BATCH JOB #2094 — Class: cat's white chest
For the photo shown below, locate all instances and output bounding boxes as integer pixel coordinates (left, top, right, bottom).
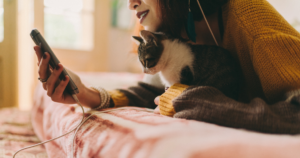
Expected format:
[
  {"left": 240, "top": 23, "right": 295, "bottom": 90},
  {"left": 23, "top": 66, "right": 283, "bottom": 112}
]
[
  {"left": 159, "top": 71, "right": 180, "bottom": 87},
  {"left": 155, "top": 39, "right": 195, "bottom": 87}
]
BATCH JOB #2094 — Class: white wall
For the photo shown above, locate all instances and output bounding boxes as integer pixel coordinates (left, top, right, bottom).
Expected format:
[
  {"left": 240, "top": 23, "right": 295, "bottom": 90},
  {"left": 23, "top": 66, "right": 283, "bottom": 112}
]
[
  {"left": 108, "top": 28, "right": 142, "bottom": 73},
  {"left": 267, "top": 0, "right": 300, "bottom": 32}
]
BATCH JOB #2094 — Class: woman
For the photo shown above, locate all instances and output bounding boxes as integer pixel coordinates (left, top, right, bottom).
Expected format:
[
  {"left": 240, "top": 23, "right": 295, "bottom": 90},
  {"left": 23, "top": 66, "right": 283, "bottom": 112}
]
[{"left": 34, "top": 0, "right": 300, "bottom": 134}]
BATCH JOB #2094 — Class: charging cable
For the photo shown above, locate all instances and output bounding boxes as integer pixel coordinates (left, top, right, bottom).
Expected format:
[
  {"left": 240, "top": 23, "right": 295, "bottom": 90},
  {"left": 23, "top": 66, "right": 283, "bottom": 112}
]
[
  {"left": 196, "top": 0, "right": 219, "bottom": 46},
  {"left": 70, "top": 107, "right": 154, "bottom": 158},
  {"left": 13, "top": 94, "right": 154, "bottom": 158},
  {"left": 13, "top": 94, "right": 85, "bottom": 158}
]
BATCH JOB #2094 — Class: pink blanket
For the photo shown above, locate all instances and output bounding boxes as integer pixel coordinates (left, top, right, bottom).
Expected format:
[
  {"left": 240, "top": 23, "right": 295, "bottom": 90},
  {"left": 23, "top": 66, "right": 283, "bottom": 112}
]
[
  {"left": 0, "top": 108, "right": 47, "bottom": 158},
  {"left": 31, "top": 83, "right": 300, "bottom": 158}
]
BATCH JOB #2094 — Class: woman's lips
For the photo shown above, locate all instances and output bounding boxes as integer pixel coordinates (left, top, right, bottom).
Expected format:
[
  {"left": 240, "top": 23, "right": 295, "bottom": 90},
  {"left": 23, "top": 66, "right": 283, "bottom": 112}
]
[{"left": 137, "top": 10, "right": 149, "bottom": 24}]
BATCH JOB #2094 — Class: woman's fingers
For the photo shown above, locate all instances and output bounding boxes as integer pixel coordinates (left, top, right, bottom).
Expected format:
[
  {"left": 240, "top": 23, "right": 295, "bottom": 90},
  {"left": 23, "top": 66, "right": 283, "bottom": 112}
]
[
  {"left": 154, "top": 96, "right": 160, "bottom": 114},
  {"left": 46, "top": 63, "right": 63, "bottom": 97},
  {"left": 51, "top": 76, "right": 69, "bottom": 102},
  {"left": 35, "top": 45, "right": 53, "bottom": 91},
  {"left": 154, "top": 96, "right": 160, "bottom": 105},
  {"left": 38, "top": 52, "right": 51, "bottom": 90},
  {"left": 34, "top": 46, "right": 43, "bottom": 63}
]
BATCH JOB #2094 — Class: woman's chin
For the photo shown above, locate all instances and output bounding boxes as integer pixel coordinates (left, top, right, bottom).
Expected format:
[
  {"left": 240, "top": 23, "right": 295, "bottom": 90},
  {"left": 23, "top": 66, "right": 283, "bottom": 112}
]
[
  {"left": 143, "top": 24, "right": 160, "bottom": 32},
  {"left": 144, "top": 26, "right": 154, "bottom": 32}
]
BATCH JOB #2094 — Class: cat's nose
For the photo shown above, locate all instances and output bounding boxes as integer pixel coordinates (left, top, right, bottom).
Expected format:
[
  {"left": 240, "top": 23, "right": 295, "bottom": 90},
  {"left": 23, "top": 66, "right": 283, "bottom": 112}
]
[{"left": 145, "top": 60, "right": 150, "bottom": 68}]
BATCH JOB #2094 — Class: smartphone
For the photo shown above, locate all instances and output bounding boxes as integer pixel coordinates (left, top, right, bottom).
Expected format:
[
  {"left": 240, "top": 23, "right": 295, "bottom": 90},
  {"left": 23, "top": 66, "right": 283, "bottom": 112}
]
[{"left": 30, "top": 29, "right": 79, "bottom": 95}]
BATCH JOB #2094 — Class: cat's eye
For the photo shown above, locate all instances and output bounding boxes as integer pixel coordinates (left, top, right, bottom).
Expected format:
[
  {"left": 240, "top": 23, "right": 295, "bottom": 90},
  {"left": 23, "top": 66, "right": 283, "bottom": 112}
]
[
  {"left": 146, "top": 58, "right": 155, "bottom": 62},
  {"left": 144, "top": 58, "right": 157, "bottom": 68}
]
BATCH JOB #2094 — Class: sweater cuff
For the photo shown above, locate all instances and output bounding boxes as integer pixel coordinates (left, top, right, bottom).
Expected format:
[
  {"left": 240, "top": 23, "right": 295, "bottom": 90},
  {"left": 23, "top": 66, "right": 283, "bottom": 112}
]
[
  {"left": 159, "top": 83, "right": 189, "bottom": 117},
  {"left": 285, "top": 89, "right": 300, "bottom": 102},
  {"left": 108, "top": 90, "right": 129, "bottom": 107}
]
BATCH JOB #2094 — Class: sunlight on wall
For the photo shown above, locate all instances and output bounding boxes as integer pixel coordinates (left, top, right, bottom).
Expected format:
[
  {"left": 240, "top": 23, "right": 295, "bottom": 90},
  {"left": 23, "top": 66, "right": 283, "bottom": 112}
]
[
  {"left": 267, "top": 0, "right": 300, "bottom": 32},
  {"left": 18, "top": 0, "right": 34, "bottom": 111},
  {"left": 0, "top": 0, "right": 4, "bottom": 42},
  {"left": 44, "top": 0, "right": 94, "bottom": 50}
]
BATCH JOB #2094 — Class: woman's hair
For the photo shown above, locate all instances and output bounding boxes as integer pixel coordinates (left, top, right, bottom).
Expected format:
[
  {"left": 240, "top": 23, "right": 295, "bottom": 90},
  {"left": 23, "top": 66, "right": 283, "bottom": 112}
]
[
  {"left": 157, "top": 0, "right": 229, "bottom": 39},
  {"left": 132, "top": 0, "right": 229, "bottom": 53}
]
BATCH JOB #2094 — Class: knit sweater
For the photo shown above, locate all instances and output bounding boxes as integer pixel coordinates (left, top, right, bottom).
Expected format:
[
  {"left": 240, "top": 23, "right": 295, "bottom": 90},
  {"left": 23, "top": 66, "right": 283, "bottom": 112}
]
[
  {"left": 221, "top": 0, "right": 300, "bottom": 103},
  {"left": 98, "top": 0, "right": 300, "bottom": 134}
]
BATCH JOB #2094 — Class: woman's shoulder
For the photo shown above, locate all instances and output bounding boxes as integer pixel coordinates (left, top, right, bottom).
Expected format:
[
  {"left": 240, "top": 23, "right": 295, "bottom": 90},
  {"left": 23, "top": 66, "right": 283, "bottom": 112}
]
[
  {"left": 226, "top": 0, "right": 277, "bottom": 13},
  {"left": 224, "top": 0, "right": 300, "bottom": 38}
]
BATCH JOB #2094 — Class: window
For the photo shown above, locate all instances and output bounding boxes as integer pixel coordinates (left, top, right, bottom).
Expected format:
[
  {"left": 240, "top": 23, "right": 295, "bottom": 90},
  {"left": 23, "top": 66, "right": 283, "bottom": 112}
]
[
  {"left": 44, "top": 0, "right": 94, "bottom": 50},
  {"left": 267, "top": 0, "right": 300, "bottom": 32},
  {"left": 0, "top": 0, "right": 4, "bottom": 42},
  {"left": 111, "top": 0, "right": 135, "bottom": 30}
]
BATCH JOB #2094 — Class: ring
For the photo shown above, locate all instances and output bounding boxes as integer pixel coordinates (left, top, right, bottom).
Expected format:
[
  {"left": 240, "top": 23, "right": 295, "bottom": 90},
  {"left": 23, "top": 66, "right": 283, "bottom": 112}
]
[{"left": 38, "top": 77, "right": 48, "bottom": 83}]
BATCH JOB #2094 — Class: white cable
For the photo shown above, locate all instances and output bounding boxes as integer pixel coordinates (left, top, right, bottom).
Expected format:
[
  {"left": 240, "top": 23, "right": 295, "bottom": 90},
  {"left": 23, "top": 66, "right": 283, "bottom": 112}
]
[
  {"left": 13, "top": 93, "right": 154, "bottom": 158},
  {"left": 196, "top": 0, "right": 219, "bottom": 46},
  {"left": 71, "top": 107, "right": 154, "bottom": 158},
  {"left": 13, "top": 94, "right": 85, "bottom": 158}
]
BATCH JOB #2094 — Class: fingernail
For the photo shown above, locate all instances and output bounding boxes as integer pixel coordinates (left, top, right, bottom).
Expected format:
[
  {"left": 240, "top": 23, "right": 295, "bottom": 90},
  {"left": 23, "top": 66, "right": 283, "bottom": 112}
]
[
  {"left": 43, "top": 54, "right": 47, "bottom": 59},
  {"left": 56, "top": 65, "right": 60, "bottom": 70}
]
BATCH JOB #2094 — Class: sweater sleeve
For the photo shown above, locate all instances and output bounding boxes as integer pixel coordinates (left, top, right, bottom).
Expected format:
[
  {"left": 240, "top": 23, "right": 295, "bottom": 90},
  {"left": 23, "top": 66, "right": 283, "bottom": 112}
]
[
  {"left": 105, "top": 74, "right": 165, "bottom": 109},
  {"left": 252, "top": 34, "right": 300, "bottom": 103},
  {"left": 159, "top": 83, "right": 189, "bottom": 116},
  {"left": 172, "top": 86, "right": 300, "bottom": 134},
  {"left": 109, "top": 82, "right": 165, "bottom": 109}
]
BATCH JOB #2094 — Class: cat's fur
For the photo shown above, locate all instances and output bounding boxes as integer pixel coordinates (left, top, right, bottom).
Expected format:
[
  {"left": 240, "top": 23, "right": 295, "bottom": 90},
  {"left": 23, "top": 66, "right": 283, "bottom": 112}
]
[{"left": 133, "top": 30, "right": 241, "bottom": 100}]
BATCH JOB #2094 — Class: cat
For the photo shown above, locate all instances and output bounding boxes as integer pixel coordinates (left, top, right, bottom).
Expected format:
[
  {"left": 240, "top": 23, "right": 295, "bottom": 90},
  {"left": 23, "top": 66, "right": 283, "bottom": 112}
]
[{"left": 132, "top": 30, "right": 241, "bottom": 100}]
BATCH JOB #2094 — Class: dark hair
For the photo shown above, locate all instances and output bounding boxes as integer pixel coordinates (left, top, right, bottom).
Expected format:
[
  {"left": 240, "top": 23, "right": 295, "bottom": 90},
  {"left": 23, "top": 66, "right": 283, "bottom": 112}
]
[{"left": 157, "top": 0, "right": 229, "bottom": 39}]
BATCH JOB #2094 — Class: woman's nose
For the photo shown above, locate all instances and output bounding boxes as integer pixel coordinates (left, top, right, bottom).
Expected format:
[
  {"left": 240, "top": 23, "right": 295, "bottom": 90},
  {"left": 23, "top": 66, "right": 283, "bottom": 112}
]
[{"left": 128, "top": 0, "right": 141, "bottom": 10}]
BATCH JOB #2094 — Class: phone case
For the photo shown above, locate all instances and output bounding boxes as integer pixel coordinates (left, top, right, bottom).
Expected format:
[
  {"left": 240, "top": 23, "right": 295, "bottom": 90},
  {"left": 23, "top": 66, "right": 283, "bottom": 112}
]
[{"left": 30, "top": 29, "right": 79, "bottom": 94}]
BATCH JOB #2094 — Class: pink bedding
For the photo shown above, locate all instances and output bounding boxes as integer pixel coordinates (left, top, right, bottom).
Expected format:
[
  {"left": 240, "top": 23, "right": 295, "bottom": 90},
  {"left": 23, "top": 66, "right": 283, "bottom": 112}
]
[
  {"left": 0, "top": 108, "right": 47, "bottom": 158},
  {"left": 30, "top": 81, "right": 300, "bottom": 158}
]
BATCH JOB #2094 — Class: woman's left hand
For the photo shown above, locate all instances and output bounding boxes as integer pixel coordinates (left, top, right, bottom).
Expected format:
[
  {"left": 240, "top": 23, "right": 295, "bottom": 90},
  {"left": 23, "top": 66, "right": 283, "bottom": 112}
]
[{"left": 154, "top": 96, "right": 160, "bottom": 114}]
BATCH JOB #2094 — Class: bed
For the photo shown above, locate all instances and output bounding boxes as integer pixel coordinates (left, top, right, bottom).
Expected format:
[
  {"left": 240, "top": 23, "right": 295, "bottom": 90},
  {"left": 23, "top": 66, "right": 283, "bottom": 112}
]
[
  {"left": 0, "top": 108, "right": 47, "bottom": 157},
  {"left": 2, "top": 72, "right": 300, "bottom": 158}
]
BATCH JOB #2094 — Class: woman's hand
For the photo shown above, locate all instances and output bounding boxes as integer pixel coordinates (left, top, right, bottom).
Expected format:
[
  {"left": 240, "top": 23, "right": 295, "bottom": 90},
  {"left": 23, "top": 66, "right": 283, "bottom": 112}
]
[
  {"left": 154, "top": 96, "right": 160, "bottom": 114},
  {"left": 34, "top": 46, "right": 101, "bottom": 107}
]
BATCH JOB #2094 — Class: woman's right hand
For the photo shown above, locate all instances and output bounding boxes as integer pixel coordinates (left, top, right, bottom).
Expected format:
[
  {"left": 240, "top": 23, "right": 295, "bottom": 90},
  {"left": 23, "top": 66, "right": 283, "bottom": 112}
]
[{"left": 34, "top": 46, "right": 102, "bottom": 107}]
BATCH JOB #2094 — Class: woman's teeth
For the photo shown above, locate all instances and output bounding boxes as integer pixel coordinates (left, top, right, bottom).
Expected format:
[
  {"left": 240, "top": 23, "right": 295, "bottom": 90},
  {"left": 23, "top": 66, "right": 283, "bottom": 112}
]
[{"left": 140, "top": 12, "right": 148, "bottom": 19}]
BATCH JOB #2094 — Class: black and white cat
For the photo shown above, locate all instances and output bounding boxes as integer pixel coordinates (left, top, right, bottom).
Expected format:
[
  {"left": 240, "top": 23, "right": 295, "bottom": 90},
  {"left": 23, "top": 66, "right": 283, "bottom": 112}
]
[{"left": 133, "top": 30, "right": 241, "bottom": 100}]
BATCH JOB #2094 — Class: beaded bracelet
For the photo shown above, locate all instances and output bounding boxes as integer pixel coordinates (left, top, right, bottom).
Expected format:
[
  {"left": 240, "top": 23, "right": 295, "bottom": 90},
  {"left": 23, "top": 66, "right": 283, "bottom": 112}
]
[{"left": 90, "top": 87, "right": 111, "bottom": 110}]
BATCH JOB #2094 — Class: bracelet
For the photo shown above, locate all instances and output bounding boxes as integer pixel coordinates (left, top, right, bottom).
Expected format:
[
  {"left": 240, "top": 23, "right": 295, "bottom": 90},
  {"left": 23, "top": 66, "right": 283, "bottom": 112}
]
[{"left": 90, "top": 87, "right": 111, "bottom": 110}]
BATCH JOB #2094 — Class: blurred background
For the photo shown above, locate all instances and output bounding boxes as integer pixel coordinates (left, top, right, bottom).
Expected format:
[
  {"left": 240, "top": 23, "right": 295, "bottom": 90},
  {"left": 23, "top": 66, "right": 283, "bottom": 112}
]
[{"left": 0, "top": 0, "right": 299, "bottom": 110}]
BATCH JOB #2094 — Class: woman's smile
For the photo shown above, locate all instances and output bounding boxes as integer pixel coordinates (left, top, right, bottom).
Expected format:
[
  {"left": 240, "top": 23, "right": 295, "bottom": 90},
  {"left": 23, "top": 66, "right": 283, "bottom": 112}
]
[
  {"left": 128, "top": 0, "right": 161, "bottom": 32},
  {"left": 137, "top": 10, "right": 149, "bottom": 24}
]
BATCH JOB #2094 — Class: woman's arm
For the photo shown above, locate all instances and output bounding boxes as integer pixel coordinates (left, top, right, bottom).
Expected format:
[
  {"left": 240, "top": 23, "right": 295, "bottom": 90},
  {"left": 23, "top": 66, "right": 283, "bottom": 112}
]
[
  {"left": 101, "top": 74, "right": 165, "bottom": 109},
  {"left": 34, "top": 45, "right": 164, "bottom": 109},
  {"left": 252, "top": 34, "right": 300, "bottom": 103},
  {"left": 160, "top": 84, "right": 300, "bottom": 134}
]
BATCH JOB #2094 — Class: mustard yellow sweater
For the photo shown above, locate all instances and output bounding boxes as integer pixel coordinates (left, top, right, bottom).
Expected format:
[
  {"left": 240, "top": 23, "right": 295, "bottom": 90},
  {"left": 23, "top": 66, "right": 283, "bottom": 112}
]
[{"left": 109, "top": 0, "right": 300, "bottom": 116}]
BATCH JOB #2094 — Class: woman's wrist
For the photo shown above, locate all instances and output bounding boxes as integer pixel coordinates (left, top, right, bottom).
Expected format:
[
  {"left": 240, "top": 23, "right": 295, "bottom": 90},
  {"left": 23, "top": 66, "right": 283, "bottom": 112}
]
[{"left": 77, "top": 86, "right": 102, "bottom": 109}]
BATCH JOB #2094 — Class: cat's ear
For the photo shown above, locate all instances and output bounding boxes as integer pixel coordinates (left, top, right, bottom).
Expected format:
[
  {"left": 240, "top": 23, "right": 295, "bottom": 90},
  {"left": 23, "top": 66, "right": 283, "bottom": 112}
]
[
  {"left": 132, "top": 36, "right": 144, "bottom": 45},
  {"left": 140, "top": 30, "right": 158, "bottom": 46}
]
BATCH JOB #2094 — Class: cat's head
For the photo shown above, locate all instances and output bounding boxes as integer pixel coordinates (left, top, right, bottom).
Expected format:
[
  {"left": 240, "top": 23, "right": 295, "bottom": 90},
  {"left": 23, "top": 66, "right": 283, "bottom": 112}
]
[{"left": 132, "top": 30, "right": 166, "bottom": 74}]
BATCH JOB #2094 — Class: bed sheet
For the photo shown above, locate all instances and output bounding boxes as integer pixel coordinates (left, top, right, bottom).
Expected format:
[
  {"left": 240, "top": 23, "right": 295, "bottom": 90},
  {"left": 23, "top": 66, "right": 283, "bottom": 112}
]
[
  {"left": 31, "top": 80, "right": 300, "bottom": 158},
  {"left": 0, "top": 108, "right": 47, "bottom": 158}
]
